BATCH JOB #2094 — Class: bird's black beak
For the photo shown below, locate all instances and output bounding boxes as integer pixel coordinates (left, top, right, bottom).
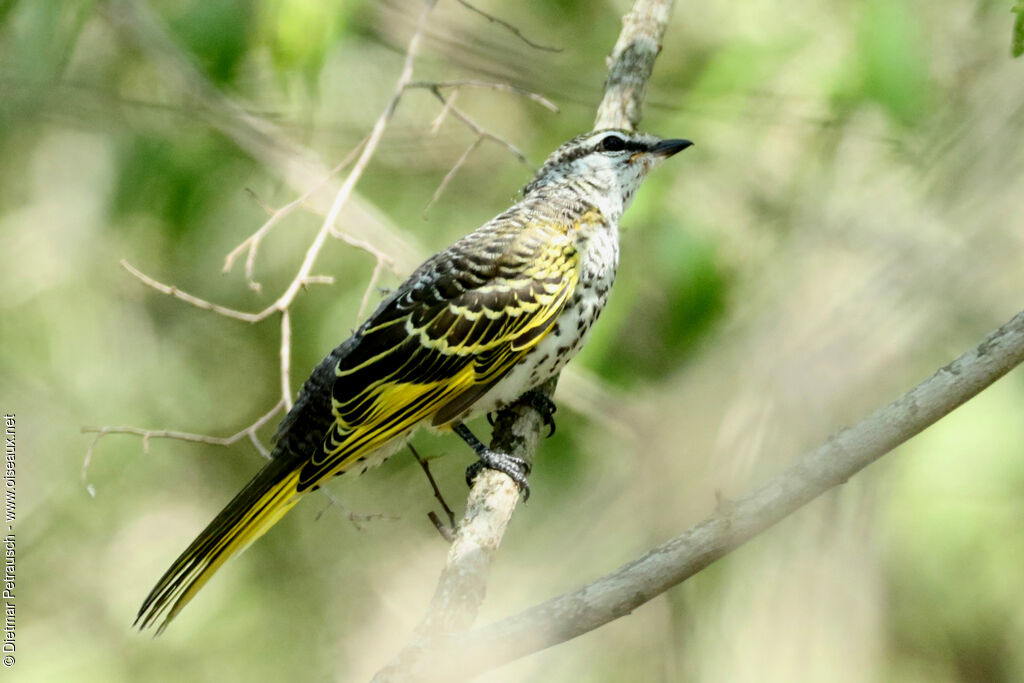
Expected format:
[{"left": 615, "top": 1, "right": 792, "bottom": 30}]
[{"left": 650, "top": 138, "right": 694, "bottom": 158}]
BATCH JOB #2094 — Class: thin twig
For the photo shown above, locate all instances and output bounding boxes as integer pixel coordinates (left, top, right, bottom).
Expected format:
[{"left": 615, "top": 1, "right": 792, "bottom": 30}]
[
  {"left": 427, "top": 512, "right": 455, "bottom": 543},
  {"left": 226, "top": 135, "right": 370, "bottom": 293},
  {"left": 262, "top": 0, "right": 435, "bottom": 330},
  {"left": 280, "top": 309, "right": 293, "bottom": 411},
  {"left": 324, "top": 227, "right": 398, "bottom": 324},
  {"left": 424, "top": 86, "right": 529, "bottom": 162},
  {"left": 454, "top": 0, "right": 562, "bottom": 52},
  {"left": 408, "top": 80, "right": 559, "bottom": 112},
  {"left": 301, "top": 275, "right": 335, "bottom": 286},
  {"left": 81, "top": 399, "right": 286, "bottom": 483},
  {"left": 409, "top": 443, "right": 456, "bottom": 538},
  {"left": 357, "top": 258, "right": 389, "bottom": 323},
  {"left": 82, "top": 402, "right": 396, "bottom": 529},
  {"left": 124, "top": 0, "right": 433, "bottom": 328},
  {"left": 423, "top": 136, "right": 483, "bottom": 216},
  {"left": 244, "top": 187, "right": 277, "bottom": 217},
  {"left": 314, "top": 487, "right": 400, "bottom": 530},
  {"left": 121, "top": 260, "right": 264, "bottom": 322},
  {"left": 248, "top": 431, "right": 271, "bottom": 459},
  {"left": 430, "top": 89, "right": 458, "bottom": 134},
  {"left": 328, "top": 226, "right": 397, "bottom": 270}
]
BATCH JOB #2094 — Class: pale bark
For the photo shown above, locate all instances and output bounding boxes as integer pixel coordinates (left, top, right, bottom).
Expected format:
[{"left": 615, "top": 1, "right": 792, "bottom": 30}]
[
  {"left": 381, "top": 306, "right": 1024, "bottom": 680},
  {"left": 372, "top": 1, "right": 677, "bottom": 681}
]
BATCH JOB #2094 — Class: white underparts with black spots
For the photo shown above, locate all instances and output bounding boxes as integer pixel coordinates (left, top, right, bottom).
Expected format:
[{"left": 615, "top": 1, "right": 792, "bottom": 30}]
[{"left": 466, "top": 221, "right": 619, "bottom": 418}]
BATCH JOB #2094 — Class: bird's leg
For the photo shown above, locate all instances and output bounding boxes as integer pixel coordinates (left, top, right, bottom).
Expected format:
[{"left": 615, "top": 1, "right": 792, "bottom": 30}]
[
  {"left": 453, "top": 422, "right": 531, "bottom": 500},
  {"left": 518, "top": 389, "right": 557, "bottom": 437}
]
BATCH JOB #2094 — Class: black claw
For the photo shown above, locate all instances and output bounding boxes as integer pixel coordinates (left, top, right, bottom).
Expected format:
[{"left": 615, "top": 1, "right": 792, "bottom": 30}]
[
  {"left": 465, "top": 460, "right": 484, "bottom": 488},
  {"left": 454, "top": 421, "right": 531, "bottom": 500},
  {"left": 520, "top": 390, "right": 557, "bottom": 437},
  {"left": 465, "top": 450, "right": 531, "bottom": 501}
]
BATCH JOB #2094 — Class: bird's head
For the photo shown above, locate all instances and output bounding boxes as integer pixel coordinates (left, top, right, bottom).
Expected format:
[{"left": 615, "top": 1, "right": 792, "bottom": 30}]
[{"left": 523, "top": 130, "right": 693, "bottom": 218}]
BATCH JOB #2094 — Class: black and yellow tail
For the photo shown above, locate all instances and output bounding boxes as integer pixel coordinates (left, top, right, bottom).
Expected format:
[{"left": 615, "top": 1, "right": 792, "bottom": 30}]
[{"left": 135, "top": 456, "right": 303, "bottom": 634}]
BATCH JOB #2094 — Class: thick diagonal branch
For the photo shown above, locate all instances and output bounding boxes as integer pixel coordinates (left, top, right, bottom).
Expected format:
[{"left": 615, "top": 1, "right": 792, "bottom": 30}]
[{"left": 382, "top": 305, "right": 1024, "bottom": 679}]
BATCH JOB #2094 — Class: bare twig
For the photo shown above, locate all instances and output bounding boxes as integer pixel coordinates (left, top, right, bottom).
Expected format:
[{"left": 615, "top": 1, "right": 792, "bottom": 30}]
[
  {"left": 264, "top": 0, "right": 434, "bottom": 331},
  {"left": 81, "top": 399, "right": 397, "bottom": 530},
  {"left": 425, "top": 87, "right": 530, "bottom": 162},
  {"left": 429, "top": 88, "right": 459, "bottom": 134},
  {"left": 121, "top": 259, "right": 263, "bottom": 323},
  {"left": 327, "top": 221, "right": 399, "bottom": 324},
  {"left": 426, "top": 512, "right": 455, "bottom": 543},
  {"left": 314, "top": 487, "right": 400, "bottom": 530},
  {"left": 409, "top": 443, "right": 456, "bottom": 538},
  {"left": 280, "top": 309, "right": 293, "bottom": 410},
  {"left": 375, "top": 306, "right": 1024, "bottom": 680},
  {"left": 328, "top": 227, "right": 396, "bottom": 267},
  {"left": 81, "top": 399, "right": 286, "bottom": 483},
  {"left": 453, "top": 0, "right": 562, "bottom": 52},
  {"left": 227, "top": 136, "right": 370, "bottom": 293},
  {"left": 356, "top": 258, "right": 389, "bottom": 324},
  {"left": 248, "top": 431, "right": 271, "bottom": 459},
  {"left": 301, "top": 275, "right": 336, "bottom": 286},
  {"left": 408, "top": 80, "right": 559, "bottom": 113},
  {"left": 413, "top": 78, "right": 546, "bottom": 212},
  {"left": 422, "top": 136, "right": 483, "bottom": 216}
]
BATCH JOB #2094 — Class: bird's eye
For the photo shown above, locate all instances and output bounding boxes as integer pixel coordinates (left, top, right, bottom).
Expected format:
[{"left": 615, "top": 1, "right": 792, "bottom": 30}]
[{"left": 598, "top": 135, "right": 626, "bottom": 152}]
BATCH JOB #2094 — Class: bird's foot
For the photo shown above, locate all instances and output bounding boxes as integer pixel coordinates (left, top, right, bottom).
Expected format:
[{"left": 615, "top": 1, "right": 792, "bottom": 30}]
[
  {"left": 454, "top": 422, "right": 531, "bottom": 500},
  {"left": 520, "top": 389, "right": 557, "bottom": 437},
  {"left": 465, "top": 450, "right": 531, "bottom": 501}
]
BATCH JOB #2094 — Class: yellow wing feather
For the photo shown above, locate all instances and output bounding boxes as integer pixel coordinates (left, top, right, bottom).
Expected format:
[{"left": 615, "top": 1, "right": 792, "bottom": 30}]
[
  {"left": 137, "top": 216, "right": 584, "bottom": 633},
  {"left": 297, "top": 226, "right": 580, "bottom": 489}
]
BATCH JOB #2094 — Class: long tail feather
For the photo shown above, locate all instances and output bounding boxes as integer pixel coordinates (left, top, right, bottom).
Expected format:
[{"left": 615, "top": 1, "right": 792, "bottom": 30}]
[{"left": 135, "top": 456, "right": 303, "bottom": 634}]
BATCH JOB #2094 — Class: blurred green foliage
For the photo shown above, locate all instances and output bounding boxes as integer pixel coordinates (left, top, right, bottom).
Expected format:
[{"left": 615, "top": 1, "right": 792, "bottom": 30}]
[
  {"left": 1013, "top": 2, "right": 1024, "bottom": 57},
  {"left": 165, "top": 0, "right": 252, "bottom": 84},
  {"left": 2, "top": 0, "right": 1023, "bottom": 681}
]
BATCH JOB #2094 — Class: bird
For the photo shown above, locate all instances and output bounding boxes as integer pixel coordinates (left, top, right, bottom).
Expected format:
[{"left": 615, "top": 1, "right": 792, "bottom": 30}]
[{"left": 135, "top": 129, "right": 692, "bottom": 633}]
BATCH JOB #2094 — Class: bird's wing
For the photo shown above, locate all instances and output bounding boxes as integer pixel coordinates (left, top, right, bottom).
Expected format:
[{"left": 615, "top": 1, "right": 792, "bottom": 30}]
[{"left": 294, "top": 221, "right": 579, "bottom": 490}]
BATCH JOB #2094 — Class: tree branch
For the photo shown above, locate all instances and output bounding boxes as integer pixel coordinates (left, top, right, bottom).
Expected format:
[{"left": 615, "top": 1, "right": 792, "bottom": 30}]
[
  {"left": 372, "top": 379, "right": 556, "bottom": 682},
  {"left": 374, "top": 0, "right": 676, "bottom": 680},
  {"left": 595, "top": 0, "right": 675, "bottom": 131},
  {"left": 382, "top": 305, "right": 1024, "bottom": 679}
]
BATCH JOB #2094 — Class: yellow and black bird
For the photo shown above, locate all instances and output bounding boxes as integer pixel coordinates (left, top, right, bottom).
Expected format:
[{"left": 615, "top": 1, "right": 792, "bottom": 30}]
[{"left": 135, "top": 129, "right": 692, "bottom": 632}]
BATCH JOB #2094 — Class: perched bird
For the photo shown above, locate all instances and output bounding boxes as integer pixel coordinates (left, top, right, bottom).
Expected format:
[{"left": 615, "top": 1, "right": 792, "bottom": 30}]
[{"left": 135, "top": 129, "right": 692, "bottom": 633}]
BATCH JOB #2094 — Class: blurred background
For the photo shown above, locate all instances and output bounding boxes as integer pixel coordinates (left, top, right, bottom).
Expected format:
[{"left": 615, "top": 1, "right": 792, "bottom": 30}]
[{"left": 3, "top": 0, "right": 1024, "bottom": 680}]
